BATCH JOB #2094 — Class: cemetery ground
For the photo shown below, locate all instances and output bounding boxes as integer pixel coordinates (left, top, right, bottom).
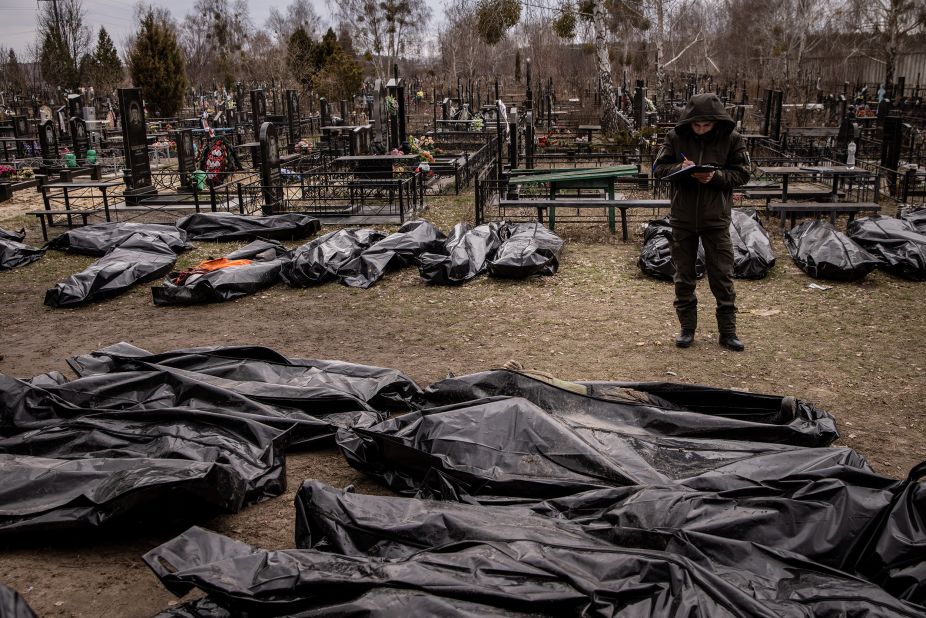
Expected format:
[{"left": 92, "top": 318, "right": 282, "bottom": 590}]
[{"left": 0, "top": 188, "right": 924, "bottom": 618}]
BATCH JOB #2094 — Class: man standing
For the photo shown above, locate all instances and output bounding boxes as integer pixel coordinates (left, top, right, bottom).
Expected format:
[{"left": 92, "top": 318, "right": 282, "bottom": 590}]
[{"left": 653, "top": 93, "right": 750, "bottom": 351}]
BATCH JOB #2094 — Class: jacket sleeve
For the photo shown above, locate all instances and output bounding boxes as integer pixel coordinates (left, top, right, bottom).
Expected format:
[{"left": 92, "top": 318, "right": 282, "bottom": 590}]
[
  {"left": 709, "top": 132, "right": 750, "bottom": 190},
  {"left": 652, "top": 133, "right": 685, "bottom": 181}
]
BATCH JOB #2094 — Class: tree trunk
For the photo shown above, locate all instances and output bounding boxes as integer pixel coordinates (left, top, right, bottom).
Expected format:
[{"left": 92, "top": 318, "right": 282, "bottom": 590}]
[
  {"left": 593, "top": 0, "right": 629, "bottom": 133},
  {"left": 654, "top": 0, "right": 665, "bottom": 103},
  {"left": 885, "top": 0, "right": 900, "bottom": 97}
]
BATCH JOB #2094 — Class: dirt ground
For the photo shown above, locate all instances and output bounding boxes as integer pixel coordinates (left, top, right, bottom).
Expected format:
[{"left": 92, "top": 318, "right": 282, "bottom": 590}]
[{"left": 0, "top": 185, "right": 924, "bottom": 617}]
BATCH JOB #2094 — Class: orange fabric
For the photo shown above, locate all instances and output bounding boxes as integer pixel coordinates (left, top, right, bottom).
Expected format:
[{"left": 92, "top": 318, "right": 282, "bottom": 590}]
[{"left": 197, "top": 258, "right": 253, "bottom": 271}]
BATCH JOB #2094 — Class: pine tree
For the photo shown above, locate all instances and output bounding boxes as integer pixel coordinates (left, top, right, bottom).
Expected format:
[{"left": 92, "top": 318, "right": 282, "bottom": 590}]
[
  {"left": 93, "top": 28, "right": 123, "bottom": 95},
  {"left": 128, "top": 10, "right": 187, "bottom": 117},
  {"left": 313, "top": 45, "right": 363, "bottom": 102},
  {"left": 41, "top": 30, "right": 79, "bottom": 89}
]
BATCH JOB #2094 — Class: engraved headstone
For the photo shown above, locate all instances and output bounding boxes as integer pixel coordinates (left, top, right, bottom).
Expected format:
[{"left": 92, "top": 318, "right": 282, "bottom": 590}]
[
  {"left": 118, "top": 88, "right": 156, "bottom": 201},
  {"left": 39, "top": 119, "right": 59, "bottom": 169},
  {"left": 259, "top": 121, "right": 282, "bottom": 215},
  {"left": 70, "top": 117, "right": 89, "bottom": 162},
  {"left": 177, "top": 129, "right": 196, "bottom": 190},
  {"left": 286, "top": 89, "right": 300, "bottom": 153}
]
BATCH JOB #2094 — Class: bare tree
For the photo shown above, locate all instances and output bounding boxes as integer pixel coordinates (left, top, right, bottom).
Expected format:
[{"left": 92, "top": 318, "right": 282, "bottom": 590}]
[
  {"left": 37, "top": 0, "right": 91, "bottom": 89},
  {"left": 267, "top": 0, "right": 322, "bottom": 43},
  {"left": 839, "top": 0, "right": 925, "bottom": 95},
  {"left": 332, "top": 0, "right": 432, "bottom": 81},
  {"left": 180, "top": 0, "right": 252, "bottom": 89}
]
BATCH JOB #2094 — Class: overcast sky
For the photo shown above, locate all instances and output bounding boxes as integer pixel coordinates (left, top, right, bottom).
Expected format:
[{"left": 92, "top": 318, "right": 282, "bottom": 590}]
[{"left": 0, "top": 0, "right": 332, "bottom": 56}]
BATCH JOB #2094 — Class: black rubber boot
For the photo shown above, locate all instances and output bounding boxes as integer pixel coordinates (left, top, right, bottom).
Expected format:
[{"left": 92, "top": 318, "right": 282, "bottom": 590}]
[
  {"left": 719, "top": 334, "right": 745, "bottom": 351},
  {"left": 675, "top": 330, "right": 695, "bottom": 348}
]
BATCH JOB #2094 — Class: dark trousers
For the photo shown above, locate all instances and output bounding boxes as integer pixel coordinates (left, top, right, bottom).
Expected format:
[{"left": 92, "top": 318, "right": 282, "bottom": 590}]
[{"left": 671, "top": 225, "right": 737, "bottom": 335}]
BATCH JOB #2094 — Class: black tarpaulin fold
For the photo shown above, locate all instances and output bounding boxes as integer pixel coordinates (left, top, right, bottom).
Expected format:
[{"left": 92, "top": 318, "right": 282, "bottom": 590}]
[
  {"left": 45, "top": 222, "right": 191, "bottom": 256},
  {"left": 175, "top": 212, "right": 320, "bottom": 241},
  {"left": 785, "top": 219, "right": 880, "bottom": 281},
  {"left": 487, "top": 222, "right": 563, "bottom": 278},
  {"left": 44, "top": 233, "right": 178, "bottom": 307},
  {"left": 418, "top": 222, "right": 504, "bottom": 285},
  {"left": 848, "top": 215, "right": 926, "bottom": 281},
  {"left": 281, "top": 228, "right": 386, "bottom": 287}
]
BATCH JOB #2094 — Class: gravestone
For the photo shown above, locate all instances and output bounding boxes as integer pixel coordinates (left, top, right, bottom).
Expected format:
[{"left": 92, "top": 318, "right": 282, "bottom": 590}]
[
  {"left": 235, "top": 83, "right": 245, "bottom": 123},
  {"left": 836, "top": 95, "right": 848, "bottom": 123},
  {"left": 55, "top": 106, "right": 69, "bottom": 138},
  {"left": 760, "top": 90, "right": 783, "bottom": 140},
  {"left": 12, "top": 115, "right": 29, "bottom": 137},
  {"left": 38, "top": 119, "right": 59, "bottom": 170},
  {"left": 386, "top": 66, "right": 407, "bottom": 148},
  {"left": 876, "top": 98, "right": 892, "bottom": 124},
  {"left": 734, "top": 105, "right": 744, "bottom": 127},
  {"left": 258, "top": 121, "right": 282, "bottom": 215},
  {"left": 286, "top": 89, "right": 300, "bottom": 153},
  {"left": 768, "top": 90, "right": 783, "bottom": 141},
  {"left": 633, "top": 80, "right": 646, "bottom": 128},
  {"left": 118, "top": 88, "right": 156, "bottom": 203},
  {"left": 67, "top": 94, "right": 83, "bottom": 120},
  {"left": 11, "top": 115, "right": 28, "bottom": 157},
  {"left": 319, "top": 97, "right": 330, "bottom": 127},
  {"left": 880, "top": 113, "right": 904, "bottom": 194},
  {"left": 177, "top": 129, "right": 196, "bottom": 190},
  {"left": 836, "top": 115, "right": 858, "bottom": 152},
  {"left": 69, "top": 116, "right": 89, "bottom": 162},
  {"left": 250, "top": 89, "right": 267, "bottom": 169},
  {"left": 508, "top": 107, "right": 519, "bottom": 170},
  {"left": 340, "top": 100, "right": 349, "bottom": 124},
  {"left": 370, "top": 81, "right": 384, "bottom": 151},
  {"left": 441, "top": 98, "right": 450, "bottom": 121}
]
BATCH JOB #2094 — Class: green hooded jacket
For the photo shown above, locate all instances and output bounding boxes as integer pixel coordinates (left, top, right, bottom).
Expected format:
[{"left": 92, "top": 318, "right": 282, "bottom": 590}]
[{"left": 653, "top": 93, "right": 751, "bottom": 230}]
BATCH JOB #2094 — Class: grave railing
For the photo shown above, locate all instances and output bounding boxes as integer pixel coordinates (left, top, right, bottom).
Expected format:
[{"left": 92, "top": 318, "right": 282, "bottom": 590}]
[{"left": 258, "top": 169, "right": 424, "bottom": 223}]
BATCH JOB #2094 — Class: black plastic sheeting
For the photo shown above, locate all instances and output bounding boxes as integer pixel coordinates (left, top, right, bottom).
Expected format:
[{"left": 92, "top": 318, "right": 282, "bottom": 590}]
[
  {"left": 175, "top": 212, "right": 320, "bottom": 241},
  {"left": 0, "top": 343, "right": 422, "bottom": 533},
  {"left": 280, "top": 228, "right": 386, "bottom": 287},
  {"left": 44, "top": 233, "right": 178, "bottom": 307},
  {"left": 731, "top": 207, "right": 776, "bottom": 278},
  {"left": 0, "top": 584, "right": 37, "bottom": 618},
  {"left": 144, "top": 456, "right": 926, "bottom": 615},
  {"left": 785, "top": 219, "right": 881, "bottom": 281},
  {"left": 132, "top": 364, "right": 923, "bottom": 615},
  {"left": 328, "top": 371, "right": 926, "bottom": 609},
  {"left": 637, "top": 217, "right": 705, "bottom": 280},
  {"left": 418, "top": 222, "right": 504, "bottom": 285},
  {"left": 900, "top": 205, "right": 926, "bottom": 234},
  {"left": 45, "top": 222, "right": 192, "bottom": 256},
  {"left": 151, "top": 239, "right": 291, "bottom": 306},
  {"left": 847, "top": 215, "right": 926, "bottom": 281},
  {"left": 338, "top": 220, "right": 446, "bottom": 288},
  {"left": 0, "top": 226, "right": 26, "bottom": 242},
  {"left": 0, "top": 238, "right": 45, "bottom": 271},
  {"left": 487, "top": 222, "right": 563, "bottom": 278}
]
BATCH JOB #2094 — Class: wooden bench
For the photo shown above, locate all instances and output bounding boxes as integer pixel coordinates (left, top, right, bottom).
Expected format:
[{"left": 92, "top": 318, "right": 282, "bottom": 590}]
[
  {"left": 498, "top": 198, "right": 670, "bottom": 240},
  {"left": 745, "top": 187, "right": 840, "bottom": 206},
  {"left": 59, "top": 165, "right": 102, "bottom": 183},
  {"left": 766, "top": 202, "right": 881, "bottom": 229},
  {"left": 27, "top": 209, "right": 103, "bottom": 240}
]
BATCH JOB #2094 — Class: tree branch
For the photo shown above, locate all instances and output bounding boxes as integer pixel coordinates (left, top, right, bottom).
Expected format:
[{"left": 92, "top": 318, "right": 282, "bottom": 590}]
[{"left": 663, "top": 32, "right": 702, "bottom": 68}]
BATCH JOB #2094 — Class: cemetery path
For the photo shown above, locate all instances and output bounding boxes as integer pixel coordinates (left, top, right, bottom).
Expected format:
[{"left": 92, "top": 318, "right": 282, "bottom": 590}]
[{"left": 0, "top": 193, "right": 923, "bottom": 617}]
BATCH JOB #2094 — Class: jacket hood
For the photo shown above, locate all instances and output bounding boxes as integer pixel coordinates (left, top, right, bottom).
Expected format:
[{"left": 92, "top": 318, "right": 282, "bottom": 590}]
[{"left": 676, "top": 93, "right": 735, "bottom": 135}]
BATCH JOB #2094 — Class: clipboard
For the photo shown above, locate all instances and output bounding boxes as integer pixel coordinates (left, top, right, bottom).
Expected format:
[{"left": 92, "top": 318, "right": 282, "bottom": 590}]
[{"left": 664, "top": 164, "right": 720, "bottom": 180}]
